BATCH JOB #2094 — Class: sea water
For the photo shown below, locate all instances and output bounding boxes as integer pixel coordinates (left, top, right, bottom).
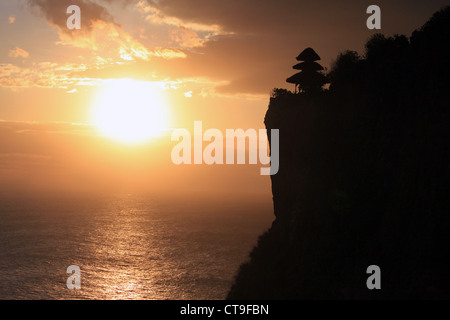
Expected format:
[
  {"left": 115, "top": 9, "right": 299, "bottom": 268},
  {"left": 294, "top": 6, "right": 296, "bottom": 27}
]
[{"left": 0, "top": 193, "right": 272, "bottom": 300}]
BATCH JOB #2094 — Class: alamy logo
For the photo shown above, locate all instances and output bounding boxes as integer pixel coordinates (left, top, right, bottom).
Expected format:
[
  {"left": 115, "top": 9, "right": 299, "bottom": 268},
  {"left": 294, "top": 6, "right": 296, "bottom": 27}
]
[
  {"left": 66, "top": 5, "right": 81, "bottom": 30},
  {"left": 171, "top": 121, "right": 279, "bottom": 176},
  {"left": 66, "top": 265, "right": 81, "bottom": 290},
  {"left": 366, "top": 265, "right": 381, "bottom": 290},
  {"left": 366, "top": 5, "right": 381, "bottom": 30}
]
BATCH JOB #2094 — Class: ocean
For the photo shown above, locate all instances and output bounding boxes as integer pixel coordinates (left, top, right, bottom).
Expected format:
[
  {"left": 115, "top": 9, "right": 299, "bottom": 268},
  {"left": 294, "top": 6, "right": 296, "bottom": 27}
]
[{"left": 0, "top": 193, "right": 273, "bottom": 300}]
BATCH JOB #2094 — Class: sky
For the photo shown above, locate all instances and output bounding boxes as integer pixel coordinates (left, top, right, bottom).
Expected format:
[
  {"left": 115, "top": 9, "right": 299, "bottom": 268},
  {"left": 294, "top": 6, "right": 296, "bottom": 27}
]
[{"left": 0, "top": 0, "right": 448, "bottom": 197}]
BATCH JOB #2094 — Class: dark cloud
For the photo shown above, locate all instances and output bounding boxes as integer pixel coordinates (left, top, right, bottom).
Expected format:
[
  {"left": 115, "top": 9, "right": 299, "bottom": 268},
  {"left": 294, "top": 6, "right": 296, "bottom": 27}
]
[
  {"left": 27, "top": 0, "right": 115, "bottom": 33},
  {"left": 147, "top": 0, "right": 448, "bottom": 35}
]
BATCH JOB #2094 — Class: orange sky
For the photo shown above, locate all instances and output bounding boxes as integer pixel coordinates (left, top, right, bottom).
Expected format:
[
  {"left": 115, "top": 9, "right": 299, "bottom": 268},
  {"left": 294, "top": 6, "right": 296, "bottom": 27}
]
[{"left": 0, "top": 0, "right": 447, "bottom": 197}]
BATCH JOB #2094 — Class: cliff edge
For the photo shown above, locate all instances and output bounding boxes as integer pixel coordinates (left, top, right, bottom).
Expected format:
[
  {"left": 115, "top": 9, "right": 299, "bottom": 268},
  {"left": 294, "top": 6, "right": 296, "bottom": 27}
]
[{"left": 227, "top": 7, "right": 450, "bottom": 299}]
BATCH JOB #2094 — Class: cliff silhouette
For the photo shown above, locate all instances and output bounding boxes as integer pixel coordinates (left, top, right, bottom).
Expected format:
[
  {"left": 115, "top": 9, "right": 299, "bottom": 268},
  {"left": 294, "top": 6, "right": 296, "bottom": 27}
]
[{"left": 228, "top": 7, "right": 450, "bottom": 299}]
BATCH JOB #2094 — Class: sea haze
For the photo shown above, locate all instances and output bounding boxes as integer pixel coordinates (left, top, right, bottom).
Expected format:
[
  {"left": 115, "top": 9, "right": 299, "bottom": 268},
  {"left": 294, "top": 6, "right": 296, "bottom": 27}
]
[{"left": 0, "top": 193, "right": 273, "bottom": 300}]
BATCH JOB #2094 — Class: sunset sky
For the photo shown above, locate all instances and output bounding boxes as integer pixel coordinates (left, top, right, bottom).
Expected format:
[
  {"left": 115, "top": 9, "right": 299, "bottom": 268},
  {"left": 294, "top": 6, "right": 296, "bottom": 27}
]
[{"left": 0, "top": 0, "right": 447, "bottom": 196}]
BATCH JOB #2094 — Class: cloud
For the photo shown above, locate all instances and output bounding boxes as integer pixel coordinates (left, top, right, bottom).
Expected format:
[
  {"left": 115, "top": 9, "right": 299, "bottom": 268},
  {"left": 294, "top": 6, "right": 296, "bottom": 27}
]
[
  {"left": 27, "top": 0, "right": 186, "bottom": 62},
  {"left": 169, "top": 27, "right": 205, "bottom": 48},
  {"left": 135, "top": 0, "right": 229, "bottom": 48},
  {"left": 136, "top": 0, "right": 223, "bottom": 33},
  {"left": 0, "top": 119, "right": 90, "bottom": 131},
  {"left": 144, "top": 0, "right": 444, "bottom": 36},
  {"left": 27, "top": 0, "right": 114, "bottom": 33},
  {"left": 0, "top": 61, "right": 96, "bottom": 89},
  {"left": 8, "top": 15, "right": 16, "bottom": 24},
  {"left": 56, "top": 19, "right": 186, "bottom": 61},
  {"left": 8, "top": 47, "right": 30, "bottom": 59},
  {"left": 143, "top": 0, "right": 323, "bottom": 35}
]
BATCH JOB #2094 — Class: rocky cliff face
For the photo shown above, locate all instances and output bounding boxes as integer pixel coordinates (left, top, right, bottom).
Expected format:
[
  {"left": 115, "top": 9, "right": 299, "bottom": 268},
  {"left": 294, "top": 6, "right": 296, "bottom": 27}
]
[{"left": 227, "top": 7, "right": 449, "bottom": 299}]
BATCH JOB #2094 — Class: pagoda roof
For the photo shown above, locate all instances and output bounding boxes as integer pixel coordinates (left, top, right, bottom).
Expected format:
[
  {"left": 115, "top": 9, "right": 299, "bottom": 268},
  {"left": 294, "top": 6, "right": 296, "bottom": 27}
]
[
  {"left": 293, "top": 61, "right": 324, "bottom": 71},
  {"left": 296, "top": 47, "right": 321, "bottom": 61},
  {"left": 286, "top": 72, "right": 304, "bottom": 84},
  {"left": 286, "top": 71, "right": 327, "bottom": 85}
]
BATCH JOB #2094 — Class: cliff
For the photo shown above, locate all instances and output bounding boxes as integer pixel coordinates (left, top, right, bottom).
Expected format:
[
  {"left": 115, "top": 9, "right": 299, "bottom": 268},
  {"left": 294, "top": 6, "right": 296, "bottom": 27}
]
[{"left": 227, "top": 7, "right": 450, "bottom": 299}]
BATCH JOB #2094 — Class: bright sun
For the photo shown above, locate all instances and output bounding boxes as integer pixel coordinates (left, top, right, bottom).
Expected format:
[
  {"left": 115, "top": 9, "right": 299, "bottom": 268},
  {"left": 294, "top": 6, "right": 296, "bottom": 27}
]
[{"left": 91, "top": 79, "right": 170, "bottom": 144}]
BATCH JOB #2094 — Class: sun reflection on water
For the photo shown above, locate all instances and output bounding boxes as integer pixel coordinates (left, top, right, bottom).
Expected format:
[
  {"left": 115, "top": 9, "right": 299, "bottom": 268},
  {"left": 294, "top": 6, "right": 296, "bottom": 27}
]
[{"left": 0, "top": 193, "right": 272, "bottom": 300}]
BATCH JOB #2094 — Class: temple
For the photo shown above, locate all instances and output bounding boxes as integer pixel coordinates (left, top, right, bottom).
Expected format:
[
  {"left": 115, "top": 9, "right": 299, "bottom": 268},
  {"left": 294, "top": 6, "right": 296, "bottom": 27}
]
[{"left": 286, "top": 47, "right": 328, "bottom": 94}]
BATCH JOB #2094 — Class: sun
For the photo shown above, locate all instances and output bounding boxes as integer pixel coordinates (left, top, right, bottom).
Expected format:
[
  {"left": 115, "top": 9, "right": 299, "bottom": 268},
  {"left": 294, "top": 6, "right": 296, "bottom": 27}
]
[{"left": 91, "top": 79, "right": 170, "bottom": 144}]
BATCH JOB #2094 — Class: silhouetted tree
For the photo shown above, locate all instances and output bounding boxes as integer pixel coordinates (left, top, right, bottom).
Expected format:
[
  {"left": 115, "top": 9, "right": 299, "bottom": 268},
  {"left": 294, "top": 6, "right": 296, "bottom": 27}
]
[
  {"left": 328, "top": 50, "right": 361, "bottom": 92},
  {"left": 271, "top": 88, "right": 293, "bottom": 99},
  {"left": 286, "top": 47, "right": 328, "bottom": 94}
]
